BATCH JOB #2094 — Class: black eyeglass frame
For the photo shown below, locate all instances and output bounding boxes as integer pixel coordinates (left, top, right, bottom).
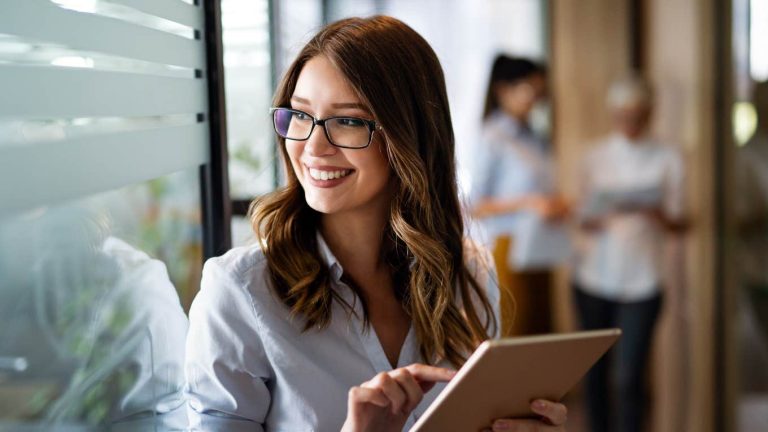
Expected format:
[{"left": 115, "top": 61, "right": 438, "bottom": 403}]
[{"left": 270, "top": 107, "right": 381, "bottom": 149}]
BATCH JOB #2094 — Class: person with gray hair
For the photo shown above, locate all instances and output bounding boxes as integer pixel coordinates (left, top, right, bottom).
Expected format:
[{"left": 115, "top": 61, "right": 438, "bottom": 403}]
[{"left": 572, "top": 74, "right": 687, "bottom": 432}]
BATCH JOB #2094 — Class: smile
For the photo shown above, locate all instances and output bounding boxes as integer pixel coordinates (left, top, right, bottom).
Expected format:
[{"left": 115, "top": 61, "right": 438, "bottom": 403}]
[{"left": 308, "top": 168, "right": 353, "bottom": 181}]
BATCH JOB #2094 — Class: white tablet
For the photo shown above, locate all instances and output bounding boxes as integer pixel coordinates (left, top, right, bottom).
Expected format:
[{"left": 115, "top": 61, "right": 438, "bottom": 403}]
[{"left": 410, "top": 328, "right": 621, "bottom": 432}]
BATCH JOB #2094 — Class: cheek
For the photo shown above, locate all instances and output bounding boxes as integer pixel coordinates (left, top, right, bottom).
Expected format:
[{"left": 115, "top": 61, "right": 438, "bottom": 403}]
[
  {"left": 359, "top": 144, "right": 391, "bottom": 188},
  {"left": 285, "top": 142, "right": 304, "bottom": 176}
]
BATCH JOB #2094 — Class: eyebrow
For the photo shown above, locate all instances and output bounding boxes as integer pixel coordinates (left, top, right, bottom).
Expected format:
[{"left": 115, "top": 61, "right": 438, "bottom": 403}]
[{"left": 290, "top": 96, "right": 368, "bottom": 111}]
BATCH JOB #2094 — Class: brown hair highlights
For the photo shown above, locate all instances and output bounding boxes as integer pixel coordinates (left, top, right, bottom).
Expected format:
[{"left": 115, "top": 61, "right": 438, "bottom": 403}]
[{"left": 250, "top": 16, "right": 496, "bottom": 367}]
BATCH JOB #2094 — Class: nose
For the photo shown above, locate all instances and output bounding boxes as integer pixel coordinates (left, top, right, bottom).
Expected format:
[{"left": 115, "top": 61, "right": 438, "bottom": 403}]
[{"left": 304, "top": 123, "right": 337, "bottom": 157}]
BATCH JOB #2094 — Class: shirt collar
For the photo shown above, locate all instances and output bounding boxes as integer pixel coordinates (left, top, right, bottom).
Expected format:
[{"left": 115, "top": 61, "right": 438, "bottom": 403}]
[
  {"left": 489, "top": 109, "right": 527, "bottom": 137},
  {"left": 611, "top": 132, "right": 652, "bottom": 149},
  {"left": 316, "top": 231, "right": 344, "bottom": 282},
  {"left": 315, "top": 231, "right": 416, "bottom": 280},
  {"left": 488, "top": 109, "right": 547, "bottom": 152}
]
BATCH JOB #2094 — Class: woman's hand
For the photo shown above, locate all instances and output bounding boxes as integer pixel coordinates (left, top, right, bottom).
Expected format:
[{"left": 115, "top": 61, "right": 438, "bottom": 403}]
[
  {"left": 483, "top": 399, "right": 568, "bottom": 432},
  {"left": 526, "top": 195, "right": 571, "bottom": 221},
  {"left": 340, "top": 364, "right": 455, "bottom": 432}
]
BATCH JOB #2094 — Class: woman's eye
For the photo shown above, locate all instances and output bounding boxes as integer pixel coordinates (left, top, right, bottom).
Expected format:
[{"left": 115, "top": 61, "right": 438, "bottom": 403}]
[
  {"left": 294, "top": 112, "right": 311, "bottom": 121},
  {"left": 337, "top": 118, "right": 366, "bottom": 127}
]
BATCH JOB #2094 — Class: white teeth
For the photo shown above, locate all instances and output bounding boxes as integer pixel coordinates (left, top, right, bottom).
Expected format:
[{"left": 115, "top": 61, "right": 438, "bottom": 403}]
[{"left": 309, "top": 168, "right": 351, "bottom": 181}]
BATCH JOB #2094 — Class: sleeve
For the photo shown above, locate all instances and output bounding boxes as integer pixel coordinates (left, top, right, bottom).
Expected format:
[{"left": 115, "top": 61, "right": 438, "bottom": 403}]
[
  {"left": 484, "top": 255, "right": 502, "bottom": 339},
  {"left": 575, "top": 149, "right": 598, "bottom": 221},
  {"left": 464, "top": 240, "right": 501, "bottom": 339},
  {"left": 468, "top": 134, "right": 501, "bottom": 206},
  {"left": 185, "top": 257, "right": 272, "bottom": 432},
  {"left": 662, "top": 147, "right": 686, "bottom": 221}
]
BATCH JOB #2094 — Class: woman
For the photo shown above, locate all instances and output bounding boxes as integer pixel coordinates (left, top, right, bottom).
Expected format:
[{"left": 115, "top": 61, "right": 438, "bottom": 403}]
[
  {"left": 185, "top": 16, "right": 567, "bottom": 432},
  {"left": 573, "top": 75, "right": 686, "bottom": 432},
  {"left": 470, "top": 56, "right": 569, "bottom": 336}
]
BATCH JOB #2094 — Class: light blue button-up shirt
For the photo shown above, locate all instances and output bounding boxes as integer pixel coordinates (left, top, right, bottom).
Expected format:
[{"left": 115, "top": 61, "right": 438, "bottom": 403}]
[
  {"left": 470, "top": 111, "right": 555, "bottom": 244},
  {"left": 184, "top": 234, "right": 499, "bottom": 431}
]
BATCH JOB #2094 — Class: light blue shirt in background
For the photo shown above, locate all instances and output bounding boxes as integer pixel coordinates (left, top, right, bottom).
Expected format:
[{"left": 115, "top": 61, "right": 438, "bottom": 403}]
[
  {"left": 469, "top": 111, "right": 556, "bottom": 262},
  {"left": 184, "top": 234, "right": 499, "bottom": 432}
]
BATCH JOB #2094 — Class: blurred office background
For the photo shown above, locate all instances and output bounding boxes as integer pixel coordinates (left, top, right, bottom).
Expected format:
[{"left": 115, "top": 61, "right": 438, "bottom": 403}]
[{"left": 0, "top": 0, "right": 766, "bottom": 431}]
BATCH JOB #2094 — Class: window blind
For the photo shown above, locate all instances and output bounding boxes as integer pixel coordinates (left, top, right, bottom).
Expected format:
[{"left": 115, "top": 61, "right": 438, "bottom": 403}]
[{"left": 0, "top": 0, "right": 210, "bottom": 217}]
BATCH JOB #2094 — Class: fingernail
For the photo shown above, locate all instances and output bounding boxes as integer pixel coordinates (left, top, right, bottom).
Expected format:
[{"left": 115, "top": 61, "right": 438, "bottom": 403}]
[
  {"left": 493, "top": 420, "right": 511, "bottom": 430},
  {"left": 533, "top": 400, "right": 547, "bottom": 410}
]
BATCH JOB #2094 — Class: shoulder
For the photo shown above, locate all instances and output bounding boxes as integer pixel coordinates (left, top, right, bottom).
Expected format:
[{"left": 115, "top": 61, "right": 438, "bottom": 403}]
[
  {"left": 481, "top": 114, "right": 520, "bottom": 145},
  {"left": 192, "top": 244, "right": 274, "bottom": 320},
  {"left": 463, "top": 238, "right": 493, "bottom": 273},
  {"left": 462, "top": 237, "right": 501, "bottom": 336},
  {"left": 586, "top": 137, "right": 615, "bottom": 158},
  {"left": 204, "top": 243, "right": 268, "bottom": 286},
  {"left": 462, "top": 238, "right": 499, "bottom": 301},
  {"left": 578, "top": 139, "right": 610, "bottom": 170}
]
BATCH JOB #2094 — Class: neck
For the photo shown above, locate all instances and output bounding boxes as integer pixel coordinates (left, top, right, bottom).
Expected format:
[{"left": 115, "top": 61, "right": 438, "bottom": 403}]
[
  {"left": 320, "top": 205, "right": 390, "bottom": 284},
  {"left": 502, "top": 108, "right": 528, "bottom": 126},
  {"left": 621, "top": 131, "right": 646, "bottom": 143}
]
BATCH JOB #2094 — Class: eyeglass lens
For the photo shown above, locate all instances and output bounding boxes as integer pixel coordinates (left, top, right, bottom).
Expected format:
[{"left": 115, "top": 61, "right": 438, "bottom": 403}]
[{"left": 273, "top": 108, "right": 371, "bottom": 148}]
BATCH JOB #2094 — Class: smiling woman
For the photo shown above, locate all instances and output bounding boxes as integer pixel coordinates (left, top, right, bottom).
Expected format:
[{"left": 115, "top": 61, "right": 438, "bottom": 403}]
[
  {"left": 184, "top": 15, "right": 567, "bottom": 432},
  {"left": 282, "top": 55, "right": 391, "bottom": 217}
]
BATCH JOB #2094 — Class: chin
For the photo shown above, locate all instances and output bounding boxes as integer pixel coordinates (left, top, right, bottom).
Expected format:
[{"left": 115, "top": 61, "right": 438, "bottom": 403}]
[{"left": 304, "top": 195, "right": 340, "bottom": 215}]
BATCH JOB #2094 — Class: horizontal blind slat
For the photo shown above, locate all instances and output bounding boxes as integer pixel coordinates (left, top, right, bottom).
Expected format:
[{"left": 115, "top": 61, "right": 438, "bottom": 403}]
[
  {"left": 0, "top": 65, "right": 207, "bottom": 118},
  {"left": 0, "top": 0, "right": 205, "bottom": 69},
  {"left": 0, "top": 123, "right": 210, "bottom": 217},
  {"left": 107, "top": 0, "right": 204, "bottom": 30}
]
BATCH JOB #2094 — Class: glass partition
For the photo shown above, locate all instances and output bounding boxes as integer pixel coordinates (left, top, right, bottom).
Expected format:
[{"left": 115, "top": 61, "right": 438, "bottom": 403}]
[
  {"left": 0, "top": 169, "right": 200, "bottom": 430},
  {"left": 725, "top": 0, "right": 768, "bottom": 430}
]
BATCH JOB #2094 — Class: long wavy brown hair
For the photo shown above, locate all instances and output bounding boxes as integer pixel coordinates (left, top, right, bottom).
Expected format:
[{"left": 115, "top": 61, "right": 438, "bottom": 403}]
[{"left": 249, "top": 15, "right": 497, "bottom": 367}]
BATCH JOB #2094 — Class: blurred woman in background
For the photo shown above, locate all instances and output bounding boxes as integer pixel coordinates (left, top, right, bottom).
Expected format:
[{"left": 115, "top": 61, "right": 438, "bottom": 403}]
[
  {"left": 470, "top": 55, "right": 569, "bottom": 337},
  {"left": 573, "top": 75, "right": 687, "bottom": 432}
]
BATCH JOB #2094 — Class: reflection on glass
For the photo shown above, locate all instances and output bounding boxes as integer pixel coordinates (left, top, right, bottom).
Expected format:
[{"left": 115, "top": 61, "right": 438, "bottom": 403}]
[
  {"left": 51, "top": 0, "right": 196, "bottom": 39},
  {"left": 222, "top": 0, "right": 275, "bottom": 199},
  {"left": 750, "top": 0, "right": 768, "bottom": 82},
  {"left": 0, "top": 169, "right": 200, "bottom": 430}
]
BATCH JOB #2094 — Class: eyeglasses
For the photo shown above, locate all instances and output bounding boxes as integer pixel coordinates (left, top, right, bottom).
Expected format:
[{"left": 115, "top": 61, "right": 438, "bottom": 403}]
[{"left": 270, "top": 107, "right": 380, "bottom": 149}]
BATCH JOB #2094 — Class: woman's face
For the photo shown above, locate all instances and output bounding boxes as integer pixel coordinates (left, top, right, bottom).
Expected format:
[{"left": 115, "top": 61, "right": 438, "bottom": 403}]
[
  {"left": 286, "top": 55, "right": 392, "bottom": 218},
  {"left": 496, "top": 73, "right": 546, "bottom": 120},
  {"left": 613, "top": 103, "right": 652, "bottom": 140}
]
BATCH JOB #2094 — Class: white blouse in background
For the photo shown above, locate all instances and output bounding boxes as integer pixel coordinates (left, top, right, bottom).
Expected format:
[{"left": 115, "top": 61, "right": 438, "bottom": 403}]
[
  {"left": 184, "top": 234, "right": 499, "bottom": 432},
  {"left": 574, "top": 134, "right": 686, "bottom": 301}
]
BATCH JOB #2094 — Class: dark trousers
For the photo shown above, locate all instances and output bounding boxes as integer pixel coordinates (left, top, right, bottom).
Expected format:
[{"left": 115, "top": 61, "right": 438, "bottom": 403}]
[{"left": 573, "top": 286, "right": 662, "bottom": 432}]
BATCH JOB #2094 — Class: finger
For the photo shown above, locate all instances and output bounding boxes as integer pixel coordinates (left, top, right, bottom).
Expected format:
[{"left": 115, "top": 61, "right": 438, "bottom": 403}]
[
  {"left": 389, "top": 368, "right": 423, "bottom": 413},
  {"left": 403, "top": 364, "right": 456, "bottom": 391},
  {"left": 348, "top": 386, "right": 389, "bottom": 408},
  {"left": 530, "top": 399, "right": 568, "bottom": 426},
  {"left": 491, "top": 418, "right": 535, "bottom": 432},
  {"left": 491, "top": 418, "right": 564, "bottom": 432},
  {"left": 364, "top": 372, "right": 407, "bottom": 415}
]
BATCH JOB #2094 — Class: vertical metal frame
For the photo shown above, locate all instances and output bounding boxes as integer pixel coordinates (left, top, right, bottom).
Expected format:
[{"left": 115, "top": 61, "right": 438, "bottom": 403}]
[
  {"left": 269, "top": 0, "right": 282, "bottom": 191},
  {"left": 629, "top": 0, "right": 645, "bottom": 70},
  {"left": 713, "top": 0, "right": 733, "bottom": 430},
  {"left": 201, "top": 0, "right": 232, "bottom": 259}
]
